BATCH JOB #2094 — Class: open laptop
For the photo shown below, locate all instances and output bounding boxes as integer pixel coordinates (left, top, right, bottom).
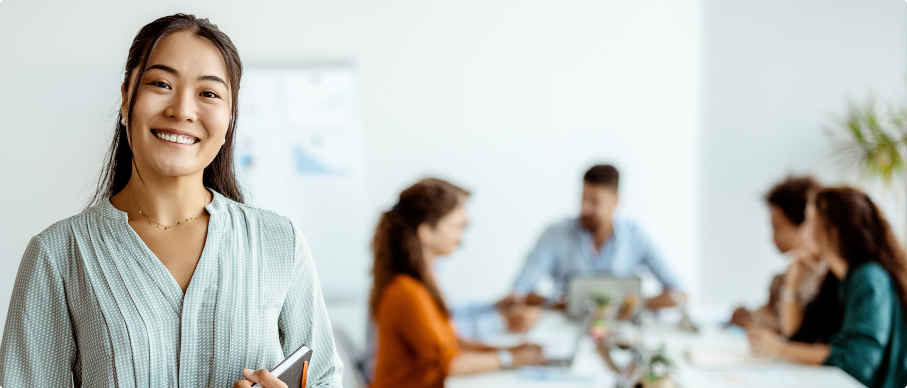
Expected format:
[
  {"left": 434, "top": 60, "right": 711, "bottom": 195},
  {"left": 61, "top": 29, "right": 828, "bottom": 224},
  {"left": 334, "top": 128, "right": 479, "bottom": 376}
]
[{"left": 566, "top": 276, "right": 642, "bottom": 319}]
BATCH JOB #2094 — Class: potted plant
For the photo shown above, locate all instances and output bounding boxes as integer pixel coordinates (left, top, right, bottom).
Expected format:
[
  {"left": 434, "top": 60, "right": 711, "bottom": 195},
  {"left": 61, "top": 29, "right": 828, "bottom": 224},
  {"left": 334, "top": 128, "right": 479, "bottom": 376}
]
[
  {"left": 591, "top": 291, "right": 614, "bottom": 322},
  {"left": 642, "top": 344, "right": 676, "bottom": 388},
  {"left": 830, "top": 96, "right": 907, "bottom": 240}
]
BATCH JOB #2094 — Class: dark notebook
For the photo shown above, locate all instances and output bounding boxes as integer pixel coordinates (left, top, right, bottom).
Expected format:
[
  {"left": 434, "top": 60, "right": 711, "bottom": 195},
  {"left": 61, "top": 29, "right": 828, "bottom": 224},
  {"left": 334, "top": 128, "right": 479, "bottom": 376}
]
[{"left": 251, "top": 344, "right": 313, "bottom": 388}]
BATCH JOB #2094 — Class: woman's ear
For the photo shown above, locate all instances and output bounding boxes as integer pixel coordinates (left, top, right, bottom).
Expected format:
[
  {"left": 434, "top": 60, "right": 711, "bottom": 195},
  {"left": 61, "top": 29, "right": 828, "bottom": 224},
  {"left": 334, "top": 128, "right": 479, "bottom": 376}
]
[
  {"left": 120, "top": 84, "right": 129, "bottom": 125},
  {"left": 416, "top": 222, "right": 435, "bottom": 247},
  {"left": 120, "top": 70, "right": 137, "bottom": 122},
  {"left": 120, "top": 83, "right": 133, "bottom": 148}
]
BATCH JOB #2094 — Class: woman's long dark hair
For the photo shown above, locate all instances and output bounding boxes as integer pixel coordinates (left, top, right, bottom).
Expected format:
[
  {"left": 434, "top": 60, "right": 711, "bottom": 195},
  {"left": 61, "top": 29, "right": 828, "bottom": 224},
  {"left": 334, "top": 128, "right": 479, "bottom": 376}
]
[
  {"left": 815, "top": 187, "right": 907, "bottom": 311},
  {"left": 90, "top": 13, "right": 244, "bottom": 206},
  {"left": 369, "top": 178, "right": 469, "bottom": 320}
]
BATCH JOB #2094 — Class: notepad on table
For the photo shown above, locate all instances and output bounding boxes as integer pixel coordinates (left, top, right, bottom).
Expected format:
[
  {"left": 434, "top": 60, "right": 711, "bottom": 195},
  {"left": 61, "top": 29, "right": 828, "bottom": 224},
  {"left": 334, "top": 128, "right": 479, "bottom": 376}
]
[{"left": 251, "top": 344, "right": 313, "bottom": 388}]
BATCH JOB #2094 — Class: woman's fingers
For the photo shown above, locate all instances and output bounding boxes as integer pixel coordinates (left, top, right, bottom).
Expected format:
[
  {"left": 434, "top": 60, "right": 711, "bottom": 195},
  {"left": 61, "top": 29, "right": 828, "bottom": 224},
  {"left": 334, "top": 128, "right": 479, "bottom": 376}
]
[
  {"left": 251, "top": 369, "right": 288, "bottom": 388},
  {"left": 236, "top": 369, "right": 288, "bottom": 388},
  {"left": 511, "top": 344, "right": 546, "bottom": 366},
  {"left": 242, "top": 369, "right": 260, "bottom": 382},
  {"left": 234, "top": 379, "right": 253, "bottom": 388}
]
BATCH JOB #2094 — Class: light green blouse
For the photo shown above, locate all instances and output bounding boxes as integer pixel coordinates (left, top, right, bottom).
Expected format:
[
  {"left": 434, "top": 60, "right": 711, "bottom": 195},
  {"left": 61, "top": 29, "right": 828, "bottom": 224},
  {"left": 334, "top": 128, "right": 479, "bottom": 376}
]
[{"left": 0, "top": 191, "right": 343, "bottom": 387}]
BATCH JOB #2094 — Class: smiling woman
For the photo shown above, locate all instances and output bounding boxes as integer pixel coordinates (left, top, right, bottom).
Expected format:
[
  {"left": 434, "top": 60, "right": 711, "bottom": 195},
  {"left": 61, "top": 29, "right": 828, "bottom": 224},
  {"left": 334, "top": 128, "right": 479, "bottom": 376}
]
[{"left": 0, "top": 14, "right": 343, "bottom": 388}]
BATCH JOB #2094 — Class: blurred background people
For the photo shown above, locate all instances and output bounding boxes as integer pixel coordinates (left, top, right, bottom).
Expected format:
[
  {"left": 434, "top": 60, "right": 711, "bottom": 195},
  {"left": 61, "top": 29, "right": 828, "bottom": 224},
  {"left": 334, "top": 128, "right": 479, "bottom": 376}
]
[
  {"left": 731, "top": 176, "right": 843, "bottom": 345},
  {"left": 498, "top": 164, "right": 686, "bottom": 332},
  {"left": 367, "top": 178, "right": 545, "bottom": 388},
  {"left": 748, "top": 187, "right": 907, "bottom": 388}
]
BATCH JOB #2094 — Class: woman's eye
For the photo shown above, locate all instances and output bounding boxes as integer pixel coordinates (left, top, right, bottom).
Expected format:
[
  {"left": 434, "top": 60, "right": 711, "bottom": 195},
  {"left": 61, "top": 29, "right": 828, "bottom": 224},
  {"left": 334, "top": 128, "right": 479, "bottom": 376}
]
[
  {"left": 149, "top": 81, "right": 171, "bottom": 89},
  {"left": 200, "top": 91, "right": 221, "bottom": 99}
]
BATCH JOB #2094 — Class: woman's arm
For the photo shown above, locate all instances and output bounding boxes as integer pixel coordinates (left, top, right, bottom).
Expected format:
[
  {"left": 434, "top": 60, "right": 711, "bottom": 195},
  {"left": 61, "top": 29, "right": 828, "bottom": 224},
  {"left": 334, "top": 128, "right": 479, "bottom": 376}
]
[
  {"left": 778, "top": 262, "right": 807, "bottom": 337},
  {"left": 777, "top": 290, "right": 804, "bottom": 337},
  {"left": 0, "top": 236, "right": 77, "bottom": 387},
  {"left": 748, "top": 327, "right": 830, "bottom": 364},
  {"left": 777, "top": 342, "right": 831, "bottom": 364},
  {"left": 822, "top": 265, "right": 893, "bottom": 387},
  {"left": 273, "top": 224, "right": 343, "bottom": 387},
  {"left": 448, "top": 350, "right": 503, "bottom": 375},
  {"left": 458, "top": 338, "right": 496, "bottom": 352},
  {"left": 448, "top": 345, "right": 545, "bottom": 376}
]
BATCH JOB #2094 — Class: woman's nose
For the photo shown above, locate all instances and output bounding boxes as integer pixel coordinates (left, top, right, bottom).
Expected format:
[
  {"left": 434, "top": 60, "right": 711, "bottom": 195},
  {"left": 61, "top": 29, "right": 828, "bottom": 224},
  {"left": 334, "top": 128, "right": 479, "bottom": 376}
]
[{"left": 164, "top": 90, "right": 198, "bottom": 122}]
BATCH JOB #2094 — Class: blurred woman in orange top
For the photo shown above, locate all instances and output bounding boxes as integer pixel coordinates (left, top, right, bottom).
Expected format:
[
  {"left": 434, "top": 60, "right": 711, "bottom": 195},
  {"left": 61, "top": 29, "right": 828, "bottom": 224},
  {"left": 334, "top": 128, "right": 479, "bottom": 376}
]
[{"left": 368, "top": 178, "right": 545, "bottom": 388}]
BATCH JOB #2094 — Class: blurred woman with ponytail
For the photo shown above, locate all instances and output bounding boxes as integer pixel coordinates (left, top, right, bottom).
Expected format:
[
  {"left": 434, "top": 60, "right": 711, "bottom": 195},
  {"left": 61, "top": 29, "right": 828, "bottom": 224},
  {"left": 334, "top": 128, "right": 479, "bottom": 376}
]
[
  {"left": 368, "top": 178, "right": 544, "bottom": 388},
  {"left": 748, "top": 187, "right": 907, "bottom": 388}
]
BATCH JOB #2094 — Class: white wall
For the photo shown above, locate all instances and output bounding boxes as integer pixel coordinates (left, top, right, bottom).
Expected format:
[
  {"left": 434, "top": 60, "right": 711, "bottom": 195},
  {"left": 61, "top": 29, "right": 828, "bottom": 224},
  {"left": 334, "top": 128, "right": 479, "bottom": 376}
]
[
  {"left": 0, "top": 0, "right": 703, "bottom": 336},
  {"left": 699, "top": 0, "right": 907, "bottom": 311},
  {"left": 3, "top": 0, "right": 905, "bottom": 338}
]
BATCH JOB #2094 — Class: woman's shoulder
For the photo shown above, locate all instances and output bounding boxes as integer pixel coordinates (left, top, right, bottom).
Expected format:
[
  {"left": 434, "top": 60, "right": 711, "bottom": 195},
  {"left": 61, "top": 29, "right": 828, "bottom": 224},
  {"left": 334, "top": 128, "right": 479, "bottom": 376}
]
[
  {"left": 385, "top": 274, "right": 428, "bottom": 295},
  {"left": 845, "top": 262, "right": 894, "bottom": 299},
  {"left": 21, "top": 202, "right": 115, "bottom": 269},
  {"left": 212, "top": 192, "right": 290, "bottom": 222},
  {"left": 849, "top": 262, "right": 891, "bottom": 283},
  {"left": 380, "top": 275, "right": 433, "bottom": 307},
  {"left": 376, "top": 275, "right": 442, "bottom": 323},
  {"left": 34, "top": 201, "right": 118, "bottom": 245},
  {"left": 209, "top": 191, "right": 295, "bottom": 235}
]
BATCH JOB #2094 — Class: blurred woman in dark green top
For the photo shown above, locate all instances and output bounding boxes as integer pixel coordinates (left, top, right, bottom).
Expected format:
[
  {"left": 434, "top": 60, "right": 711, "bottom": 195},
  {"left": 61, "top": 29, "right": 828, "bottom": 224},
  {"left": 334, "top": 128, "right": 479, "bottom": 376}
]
[{"left": 748, "top": 187, "right": 907, "bottom": 388}]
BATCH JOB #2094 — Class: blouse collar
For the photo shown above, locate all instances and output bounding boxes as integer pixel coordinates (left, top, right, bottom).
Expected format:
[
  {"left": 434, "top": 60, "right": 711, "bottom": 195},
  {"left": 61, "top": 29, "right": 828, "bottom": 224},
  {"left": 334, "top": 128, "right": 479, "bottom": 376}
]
[{"left": 93, "top": 188, "right": 227, "bottom": 222}]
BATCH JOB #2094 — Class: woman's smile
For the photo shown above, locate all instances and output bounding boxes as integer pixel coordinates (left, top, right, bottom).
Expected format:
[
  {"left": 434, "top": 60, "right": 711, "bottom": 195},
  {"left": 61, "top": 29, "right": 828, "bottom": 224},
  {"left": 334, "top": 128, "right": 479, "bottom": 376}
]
[{"left": 152, "top": 128, "right": 200, "bottom": 145}]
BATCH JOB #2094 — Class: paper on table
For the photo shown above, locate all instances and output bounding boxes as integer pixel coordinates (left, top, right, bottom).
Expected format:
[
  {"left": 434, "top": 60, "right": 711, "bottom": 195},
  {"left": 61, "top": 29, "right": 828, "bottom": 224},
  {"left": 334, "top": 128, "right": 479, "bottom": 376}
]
[{"left": 686, "top": 347, "right": 772, "bottom": 367}]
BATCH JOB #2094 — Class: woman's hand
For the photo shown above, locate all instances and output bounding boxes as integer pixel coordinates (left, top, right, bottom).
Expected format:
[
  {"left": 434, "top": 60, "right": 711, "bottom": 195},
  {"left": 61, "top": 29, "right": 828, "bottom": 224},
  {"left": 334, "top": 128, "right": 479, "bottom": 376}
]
[
  {"left": 496, "top": 294, "right": 544, "bottom": 333},
  {"left": 730, "top": 306, "right": 753, "bottom": 327},
  {"left": 747, "top": 326, "right": 785, "bottom": 357},
  {"left": 233, "top": 368, "right": 288, "bottom": 388},
  {"left": 786, "top": 248, "right": 822, "bottom": 284},
  {"left": 509, "top": 344, "right": 546, "bottom": 367}
]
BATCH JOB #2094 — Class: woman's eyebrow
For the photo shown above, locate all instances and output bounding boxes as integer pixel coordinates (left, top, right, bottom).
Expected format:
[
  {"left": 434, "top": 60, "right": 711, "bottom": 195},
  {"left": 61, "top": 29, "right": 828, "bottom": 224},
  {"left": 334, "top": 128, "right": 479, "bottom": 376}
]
[
  {"left": 147, "top": 64, "right": 179, "bottom": 76},
  {"left": 199, "top": 75, "right": 228, "bottom": 88},
  {"left": 146, "top": 64, "right": 227, "bottom": 88}
]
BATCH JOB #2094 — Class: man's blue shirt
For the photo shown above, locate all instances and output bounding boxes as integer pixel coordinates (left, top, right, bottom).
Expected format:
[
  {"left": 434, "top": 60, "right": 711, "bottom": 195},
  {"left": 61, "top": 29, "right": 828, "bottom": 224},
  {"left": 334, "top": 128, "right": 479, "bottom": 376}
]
[{"left": 512, "top": 216, "right": 683, "bottom": 298}]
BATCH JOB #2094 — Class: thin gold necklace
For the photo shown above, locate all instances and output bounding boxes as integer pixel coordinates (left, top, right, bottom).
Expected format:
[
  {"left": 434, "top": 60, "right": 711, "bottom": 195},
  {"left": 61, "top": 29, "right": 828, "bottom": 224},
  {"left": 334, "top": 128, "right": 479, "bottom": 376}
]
[{"left": 128, "top": 185, "right": 208, "bottom": 231}]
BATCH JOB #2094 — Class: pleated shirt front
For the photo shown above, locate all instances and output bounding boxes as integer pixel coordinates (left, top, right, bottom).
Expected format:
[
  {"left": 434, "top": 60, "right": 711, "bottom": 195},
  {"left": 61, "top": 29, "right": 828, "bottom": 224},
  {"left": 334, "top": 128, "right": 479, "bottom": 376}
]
[{"left": 0, "top": 191, "right": 343, "bottom": 387}]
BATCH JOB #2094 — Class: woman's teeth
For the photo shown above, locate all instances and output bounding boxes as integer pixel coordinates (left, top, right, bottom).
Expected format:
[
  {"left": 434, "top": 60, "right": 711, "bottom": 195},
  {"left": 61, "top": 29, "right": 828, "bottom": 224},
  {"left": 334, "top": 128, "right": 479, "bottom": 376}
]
[{"left": 155, "top": 131, "right": 198, "bottom": 145}]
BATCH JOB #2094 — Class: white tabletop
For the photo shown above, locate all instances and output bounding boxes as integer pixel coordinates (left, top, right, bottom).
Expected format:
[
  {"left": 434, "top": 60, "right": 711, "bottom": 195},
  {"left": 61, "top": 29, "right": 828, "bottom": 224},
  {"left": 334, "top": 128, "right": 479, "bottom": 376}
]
[{"left": 446, "top": 312, "right": 866, "bottom": 388}]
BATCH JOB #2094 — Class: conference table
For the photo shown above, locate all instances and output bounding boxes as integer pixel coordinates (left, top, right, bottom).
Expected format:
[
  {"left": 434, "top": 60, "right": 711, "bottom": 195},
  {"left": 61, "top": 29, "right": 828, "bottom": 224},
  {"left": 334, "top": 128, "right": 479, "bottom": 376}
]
[{"left": 446, "top": 312, "right": 865, "bottom": 388}]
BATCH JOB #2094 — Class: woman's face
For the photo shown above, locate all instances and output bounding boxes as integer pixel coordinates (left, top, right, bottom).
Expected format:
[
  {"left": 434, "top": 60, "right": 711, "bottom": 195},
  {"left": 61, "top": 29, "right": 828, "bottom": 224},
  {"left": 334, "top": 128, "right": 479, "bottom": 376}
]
[
  {"left": 419, "top": 203, "right": 469, "bottom": 257},
  {"left": 122, "top": 30, "right": 231, "bottom": 179},
  {"left": 769, "top": 205, "right": 803, "bottom": 253}
]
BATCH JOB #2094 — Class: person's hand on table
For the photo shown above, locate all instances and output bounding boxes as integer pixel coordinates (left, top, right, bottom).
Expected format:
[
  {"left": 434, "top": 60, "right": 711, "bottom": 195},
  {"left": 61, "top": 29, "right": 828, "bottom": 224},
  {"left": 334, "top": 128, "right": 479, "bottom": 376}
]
[
  {"left": 496, "top": 293, "right": 543, "bottom": 333},
  {"left": 523, "top": 293, "right": 547, "bottom": 307},
  {"left": 233, "top": 368, "right": 288, "bottom": 388},
  {"left": 508, "top": 344, "right": 546, "bottom": 367},
  {"left": 730, "top": 306, "right": 753, "bottom": 327},
  {"left": 747, "top": 325, "right": 785, "bottom": 357}
]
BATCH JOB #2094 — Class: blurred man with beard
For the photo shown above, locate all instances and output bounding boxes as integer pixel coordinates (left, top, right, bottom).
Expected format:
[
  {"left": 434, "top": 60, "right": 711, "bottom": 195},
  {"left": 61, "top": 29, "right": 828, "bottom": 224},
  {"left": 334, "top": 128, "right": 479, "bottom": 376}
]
[{"left": 497, "top": 164, "right": 685, "bottom": 331}]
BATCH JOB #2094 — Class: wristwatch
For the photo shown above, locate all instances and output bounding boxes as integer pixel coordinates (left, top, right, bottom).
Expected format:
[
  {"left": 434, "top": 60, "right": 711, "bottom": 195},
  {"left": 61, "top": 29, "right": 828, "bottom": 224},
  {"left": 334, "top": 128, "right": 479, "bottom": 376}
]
[{"left": 497, "top": 349, "right": 513, "bottom": 369}]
